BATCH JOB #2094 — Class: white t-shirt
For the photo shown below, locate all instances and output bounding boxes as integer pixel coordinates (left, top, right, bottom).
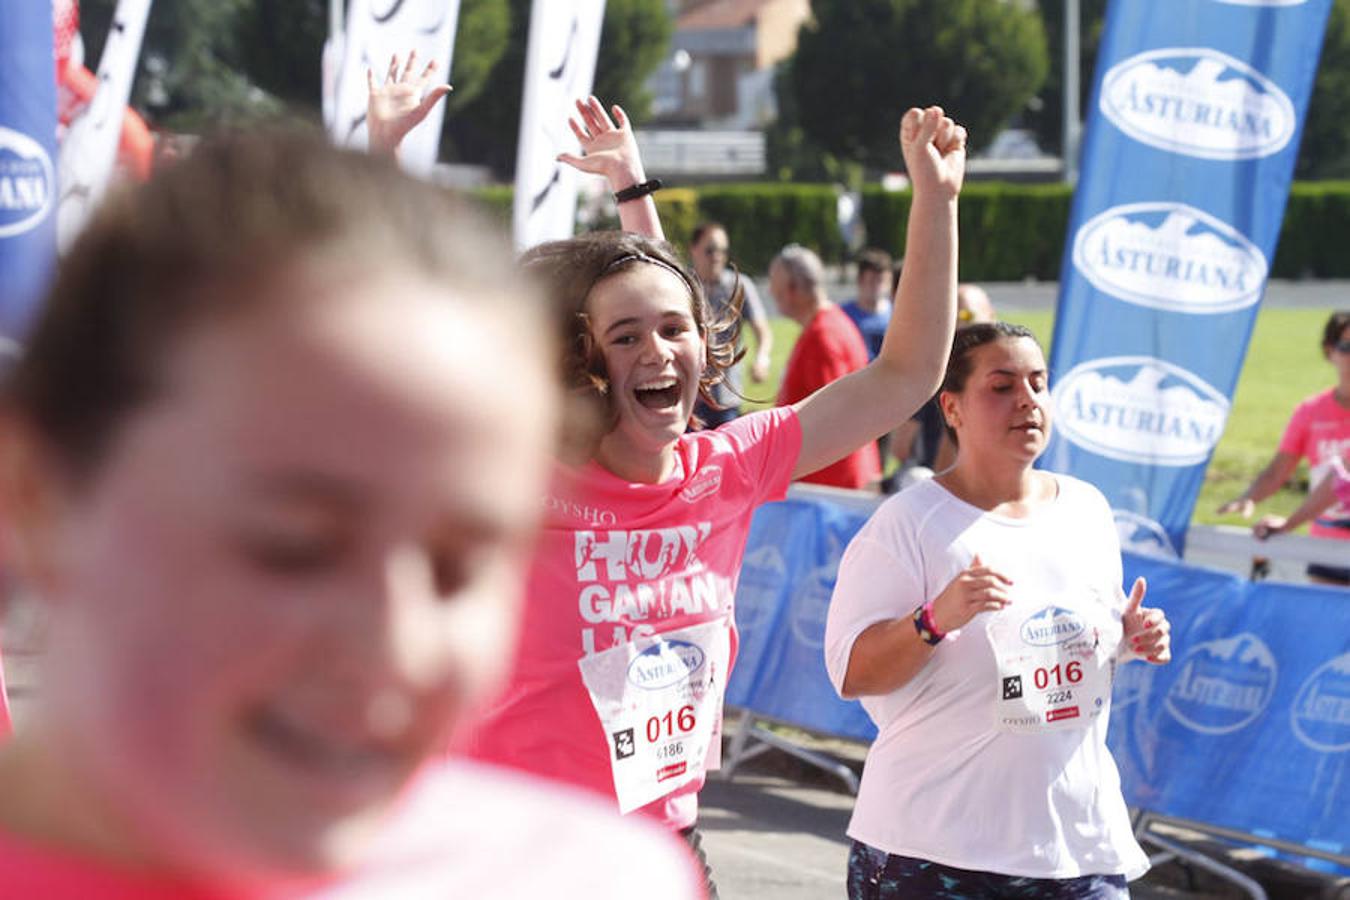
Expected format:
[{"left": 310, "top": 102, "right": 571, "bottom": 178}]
[{"left": 824, "top": 475, "right": 1149, "bottom": 881}]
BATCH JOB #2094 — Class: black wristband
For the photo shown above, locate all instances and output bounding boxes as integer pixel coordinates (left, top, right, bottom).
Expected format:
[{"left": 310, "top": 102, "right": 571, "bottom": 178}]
[{"left": 614, "top": 178, "right": 662, "bottom": 204}]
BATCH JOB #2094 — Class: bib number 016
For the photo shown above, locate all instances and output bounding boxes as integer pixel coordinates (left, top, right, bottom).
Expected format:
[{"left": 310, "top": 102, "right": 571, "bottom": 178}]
[
  {"left": 646, "top": 705, "right": 696, "bottom": 743},
  {"left": 1033, "top": 661, "right": 1083, "bottom": 690}
]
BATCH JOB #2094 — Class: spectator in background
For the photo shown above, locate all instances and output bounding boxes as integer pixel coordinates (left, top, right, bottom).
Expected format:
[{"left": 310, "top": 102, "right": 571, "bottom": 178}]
[
  {"left": 892, "top": 284, "right": 998, "bottom": 485},
  {"left": 689, "top": 222, "right": 773, "bottom": 427},
  {"left": 841, "top": 248, "right": 894, "bottom": 361},
  {"left": 1219, "top": 310, "right": 1350, "bottom": 585},
  {"left": 773, "top": 244, "right": 881, "bottom": 489}
]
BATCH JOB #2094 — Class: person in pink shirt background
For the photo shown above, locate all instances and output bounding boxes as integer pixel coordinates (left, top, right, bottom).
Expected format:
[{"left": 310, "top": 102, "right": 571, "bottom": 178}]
[
  {"left": 0, "top": 130, "right": 700, "bottom": 899},
  {"left": 1219, "top": 310, "right": 1350, "bottom": 585}
]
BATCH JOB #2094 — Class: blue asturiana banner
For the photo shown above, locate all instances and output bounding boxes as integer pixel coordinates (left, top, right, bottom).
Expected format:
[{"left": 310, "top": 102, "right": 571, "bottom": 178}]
[
  {"left": 1043, "top": 0, "right": 1332, "bottom": 556},
  {"left": 0, "top": 3, "right": 58, "bottom": 347}
]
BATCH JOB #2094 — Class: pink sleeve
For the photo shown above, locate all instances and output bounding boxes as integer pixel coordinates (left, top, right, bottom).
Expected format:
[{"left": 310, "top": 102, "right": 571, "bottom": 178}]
[
  {"left": 722, "top": 406, "right": 803, "bottom": 507},
  {"left": 1276, "top": 397, "right": 1313, "bottom": 458},
  {"left": 1333, "top": 455, "right": 1350, "bottom": 506}
]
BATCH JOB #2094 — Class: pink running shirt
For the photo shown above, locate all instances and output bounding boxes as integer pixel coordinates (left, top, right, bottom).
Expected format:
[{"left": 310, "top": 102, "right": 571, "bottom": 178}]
[
  {"left": 465, "top": 407, "right": 802, "bottom": 830},
  {"left": 0, "top": 761, "right": 702, "bottom": 899},
  {"left": 1278, "top": 388, "right": 1350, "bottom": 539}
]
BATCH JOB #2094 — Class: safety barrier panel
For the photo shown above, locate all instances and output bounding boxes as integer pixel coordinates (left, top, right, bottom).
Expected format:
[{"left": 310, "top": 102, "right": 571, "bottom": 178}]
[{"left": 725, "top": 485, "right": 1350, "bottom": 883}]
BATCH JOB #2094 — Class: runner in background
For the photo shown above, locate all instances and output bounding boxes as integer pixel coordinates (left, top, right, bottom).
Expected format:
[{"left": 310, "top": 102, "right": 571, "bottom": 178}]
[
  {"left": 1219, "top": 310, "right": 1350, "bottom": 585},
  {"left": 826, "top": 322, "right": 1172, "bottom": 899},
  {"left": 688, "top": 222, "right": 773, "bottom": 428},
  {"left": 0, "top": 131, "right": 700, "bottom": 898}
]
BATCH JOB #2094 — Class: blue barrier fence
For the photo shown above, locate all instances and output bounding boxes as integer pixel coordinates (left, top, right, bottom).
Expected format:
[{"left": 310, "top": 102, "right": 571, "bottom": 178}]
[{"left": 728, "top": 489, "right": 1350, "bottom": 872}]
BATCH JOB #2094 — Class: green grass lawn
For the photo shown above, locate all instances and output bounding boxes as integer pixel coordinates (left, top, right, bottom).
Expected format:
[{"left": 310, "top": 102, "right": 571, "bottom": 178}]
[{"left": 737, "top": 306, "right": 1339, "bottom": 529}]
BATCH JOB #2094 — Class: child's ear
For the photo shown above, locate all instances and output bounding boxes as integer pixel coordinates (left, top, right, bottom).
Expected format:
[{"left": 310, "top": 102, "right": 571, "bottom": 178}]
[{"left": 0, "top": 415, "right": 72, "bottom": 598}]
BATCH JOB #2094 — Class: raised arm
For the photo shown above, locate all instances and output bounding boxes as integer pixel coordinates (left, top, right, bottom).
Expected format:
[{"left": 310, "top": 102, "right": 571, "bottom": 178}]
[
  {"left": 791, "top": 106, "right": 964, "bottom": 481},
  {"left": 1253, "top": 461, "right": 1344, "bottom": 539},
  {"left": 1216, "top": 451, "right": 1300, "bottom": 518},
  {"left": 366, "top": 51, "right": 453, "bottom": 158},
  {"left": 557, "top": 97, "right": 664, "bottom": 241}
]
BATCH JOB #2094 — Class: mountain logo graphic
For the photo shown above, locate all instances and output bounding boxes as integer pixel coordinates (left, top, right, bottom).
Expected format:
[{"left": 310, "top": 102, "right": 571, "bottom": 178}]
[
  {"left": 1165, "top": 633, "right": 1277, "bottom": 734},
  {"left": 1100, "top": 48, "right": 1295, "bottom": 160},
  {"left": 0, "top": 126, "right": 54, "bottom": 238},
  {"left": 1051, "top": 357, "right": 1230, "bottom": 466},
  {"left": 1073, "top": 202, "right": 1266, "bottom": 314}
]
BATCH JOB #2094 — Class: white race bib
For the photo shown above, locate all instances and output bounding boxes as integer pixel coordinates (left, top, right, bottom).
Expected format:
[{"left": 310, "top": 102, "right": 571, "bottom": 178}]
[
  {"left": 988, "top": 595, "right": 1117, "bottom": 734},
  {"left": 577, "top": 619, "right": 730, "bottom": 813}
]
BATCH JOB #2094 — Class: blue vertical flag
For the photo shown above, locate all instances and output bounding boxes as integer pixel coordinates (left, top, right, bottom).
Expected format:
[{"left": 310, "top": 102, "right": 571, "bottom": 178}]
[
  {"left": 1044, "top": 0, "right": 1332, "bottom": 556},
  {"left": 0, "top": 3, "right": 58, "bottom": 346}
]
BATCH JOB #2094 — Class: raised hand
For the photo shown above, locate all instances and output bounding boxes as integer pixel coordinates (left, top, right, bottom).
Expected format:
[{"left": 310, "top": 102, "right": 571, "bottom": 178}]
[
  {"left": 367, "top": 50, "right": 452, "bottom": 157},
  {"left": 899, "top": 106, "right": 967, "bottom": 201},
  {"left": 1252, "top": 514, "right": 1287, "bottom": 540},
  {"left": 1216, "top": 497, "right": 1255, "bottom": 518},
  {"left": 1121, "top": 577, "right": 1171, "bottom": 664},
  {"left": 557, "top": 96, "right": 647, "bottom": 190},
  {"left": 929, "top": 553, "right": 1012, "bottom": 635}
]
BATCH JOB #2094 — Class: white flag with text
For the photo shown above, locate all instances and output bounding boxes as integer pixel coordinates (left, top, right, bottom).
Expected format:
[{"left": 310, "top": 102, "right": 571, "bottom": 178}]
[{"left": 513, "top": 0, "right": 607, "bottom": 250}]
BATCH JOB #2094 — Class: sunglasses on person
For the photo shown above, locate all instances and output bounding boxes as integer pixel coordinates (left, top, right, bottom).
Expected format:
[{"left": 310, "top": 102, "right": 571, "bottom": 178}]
[
  {"left": 703, "top": 244, "right": 729, "bottom": 256},
  {"left": 1334, "top": 339, "right": 1350, "bottom": 353}
]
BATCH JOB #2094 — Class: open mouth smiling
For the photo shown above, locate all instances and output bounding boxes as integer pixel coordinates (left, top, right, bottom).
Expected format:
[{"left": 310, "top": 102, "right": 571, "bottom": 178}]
[{"left": 634, "top": 376, "right": 683, "bottom": 410}]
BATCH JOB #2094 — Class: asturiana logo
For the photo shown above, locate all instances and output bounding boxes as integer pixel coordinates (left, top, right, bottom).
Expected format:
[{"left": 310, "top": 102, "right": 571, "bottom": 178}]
[
  {"left": 0, "top": 126, "right": 55, "bottom": 238},
  {"left": 1290, "top": 652, "right": 1350, "bottom": 753},
  {"left": 1051, "top": 357, "right": 1230, "bottom": 467},
  {"left": 788, "top": 563, "right": 837, "bottom": 650},
  {"left": 1020, "top": 606, "right": 1086, "bottom": 647},
  {"left": 1113, "top": 510, "right": 1180, "bottom": 559},
  {"left": 627, "top": 639, "right": 706, "bottom": 690},
  {"left": 736, "top": 544, "right": 787, "bottom": 637},
  {"left": 1100, "top": 48, "right": 1295, "bottom": 160},
  {"left": 1073, "top": 203, "right": 1267, "bottom": 314},
  {"left": 1165, "top": 633, "right": 1277, "bottom": 734}
]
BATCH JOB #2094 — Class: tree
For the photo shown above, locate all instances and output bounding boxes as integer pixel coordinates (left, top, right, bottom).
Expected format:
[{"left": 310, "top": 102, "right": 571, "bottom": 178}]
[
  {"left": 79, "top": 0, "right": 511, "bottom": 140},
  {"left": 448, "top": 0, "right": 672, "bottom": 175},
  {"left": 1299, "top": 0, "right": 1350, "bottom": 178},
  {"left": 1025, "top": 0, "right": 1107, "bottom": 158},
  {"left": 788, "top": 0, "right": 1048, "bottom": 172}
]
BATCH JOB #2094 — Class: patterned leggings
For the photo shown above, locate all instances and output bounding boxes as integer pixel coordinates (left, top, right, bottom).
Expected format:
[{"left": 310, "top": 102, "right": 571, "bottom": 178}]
[{"left": 847, "top": 842, "right": 1130, "bottom": 900}]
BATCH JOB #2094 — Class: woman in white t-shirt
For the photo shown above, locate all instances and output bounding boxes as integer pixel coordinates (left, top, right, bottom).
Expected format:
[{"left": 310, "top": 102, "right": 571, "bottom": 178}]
[{"left": 825, "top": 322, "right": 1173, "bottom": 899}]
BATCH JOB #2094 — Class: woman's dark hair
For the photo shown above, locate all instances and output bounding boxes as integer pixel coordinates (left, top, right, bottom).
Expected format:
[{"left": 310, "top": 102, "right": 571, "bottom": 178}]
[
  {"left": 1322, "top": 310, "right": 1350, "bottom": 351},
  {"left": 938, "top": 321, "right": 1042, "bottom": 445},
  {"left": 4, "top": 128, "right": 537, "bottom": 479},
  {"left": 521, "top": 231, "right": 743, "bottom": 458}
]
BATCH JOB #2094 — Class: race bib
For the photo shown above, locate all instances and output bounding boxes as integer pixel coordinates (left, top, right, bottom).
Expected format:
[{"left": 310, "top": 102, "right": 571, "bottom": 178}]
[
  {"left": 989, "top": 595, "right": 1117, "bottom": 734},
  {"left": 577, "top": 619, "right": 730, "bottom": 813}
]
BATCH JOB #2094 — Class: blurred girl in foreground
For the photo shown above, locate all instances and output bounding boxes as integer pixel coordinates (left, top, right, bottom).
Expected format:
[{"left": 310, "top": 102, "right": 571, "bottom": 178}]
[
  {"left": 0, "top": 132, "right": 698, "bottom": 897},
  {"left": 826, "top": 323, "right": 1172, "bottom": 899}
]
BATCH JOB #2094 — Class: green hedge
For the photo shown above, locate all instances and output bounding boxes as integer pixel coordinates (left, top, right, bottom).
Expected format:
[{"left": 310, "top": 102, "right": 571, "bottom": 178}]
[
  {"left": 473, "top": 180, "right": 1350, "bottom": 281},
  {"left": 694, "top": 183, "right": 845, "bottom": 272}
]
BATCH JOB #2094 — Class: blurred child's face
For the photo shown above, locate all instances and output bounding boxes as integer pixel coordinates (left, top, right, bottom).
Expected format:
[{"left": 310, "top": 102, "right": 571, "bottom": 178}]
[{"left": 35, "top": 270, "right": 555, "bottom": 881}]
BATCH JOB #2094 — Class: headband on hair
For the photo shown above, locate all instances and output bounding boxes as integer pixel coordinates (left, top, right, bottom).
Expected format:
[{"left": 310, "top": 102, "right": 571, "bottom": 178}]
[{"left": 601, "top": 252, "right": 692, "bottom": 294}]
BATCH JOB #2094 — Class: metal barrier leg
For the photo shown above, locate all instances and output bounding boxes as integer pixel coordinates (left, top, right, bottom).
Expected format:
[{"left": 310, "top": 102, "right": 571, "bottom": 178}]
[
  {"left": 1137, "top": 824, "right": 1268, "bottom": 900},
  {"left": 741, "top": 724, "right": 859, "bottom": 795}
]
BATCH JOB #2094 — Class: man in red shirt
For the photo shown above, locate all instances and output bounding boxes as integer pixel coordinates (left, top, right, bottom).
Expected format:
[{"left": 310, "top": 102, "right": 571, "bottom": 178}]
[{"left": 772, "top": 244, "right": 882, "bottom": 489}]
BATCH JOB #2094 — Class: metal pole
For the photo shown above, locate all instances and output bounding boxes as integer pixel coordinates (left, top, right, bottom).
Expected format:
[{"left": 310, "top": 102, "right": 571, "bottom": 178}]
[
  {"left": 1063, "top": 0, "right": 1081, "bottom": 184},
  {"left": 330, "top": 0, "right": 345, "bottom": 41}
]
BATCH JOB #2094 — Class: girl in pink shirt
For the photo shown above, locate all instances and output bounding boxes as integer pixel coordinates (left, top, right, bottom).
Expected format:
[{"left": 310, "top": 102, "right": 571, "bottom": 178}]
[
  {"left": 1220, "top": 310, "right": 1350, "bottom": 584},
  {"left": 0, "top": 130, "right": 699, "bottom": 898},
  {"left": 451, "top": 101, "right": 969, "bottom": 894}
]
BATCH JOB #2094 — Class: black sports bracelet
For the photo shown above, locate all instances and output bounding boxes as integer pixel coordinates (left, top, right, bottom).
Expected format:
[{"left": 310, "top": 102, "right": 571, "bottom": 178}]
[{"left": 613, "top": 178, "right": 662, "bottom": 204}]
